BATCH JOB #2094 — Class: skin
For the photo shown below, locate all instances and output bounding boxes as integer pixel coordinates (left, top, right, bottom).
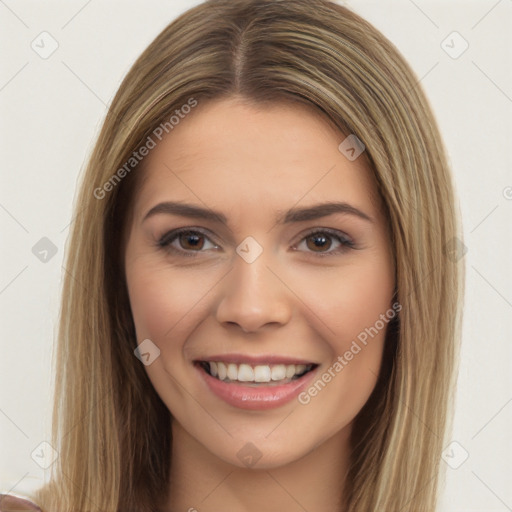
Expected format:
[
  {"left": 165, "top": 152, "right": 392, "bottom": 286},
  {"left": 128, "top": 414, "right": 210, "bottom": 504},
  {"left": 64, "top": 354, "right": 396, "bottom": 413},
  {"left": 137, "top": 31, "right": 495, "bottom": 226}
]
[{"left": 124, "top": 96, "right": 395, "bottom": 512}]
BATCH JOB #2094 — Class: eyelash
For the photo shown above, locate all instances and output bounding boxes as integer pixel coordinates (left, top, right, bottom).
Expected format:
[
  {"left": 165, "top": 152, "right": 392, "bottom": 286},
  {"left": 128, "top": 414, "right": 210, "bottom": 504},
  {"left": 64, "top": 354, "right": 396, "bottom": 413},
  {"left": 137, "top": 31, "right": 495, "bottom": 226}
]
[{"left": 155, "top": 227, "right": 356, "bottom": 258}]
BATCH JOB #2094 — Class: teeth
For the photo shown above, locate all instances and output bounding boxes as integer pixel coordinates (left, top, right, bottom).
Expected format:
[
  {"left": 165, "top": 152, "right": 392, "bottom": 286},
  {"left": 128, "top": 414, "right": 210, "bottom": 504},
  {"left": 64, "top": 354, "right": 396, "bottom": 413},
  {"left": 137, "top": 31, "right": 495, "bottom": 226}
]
[
  {"left": 295, "top": 364, "right": 307, "bottom": 376},
  {"left": 217, "top": 362, "right": 227, "bottom": 380},
  {"left": 271, "top": 364, "right": 286, "bottom": 380},
  {"left": 255, "top": 365, "right": 271, "bottom": 382},
  {"left": 227, "top": 363, "right": 238, "bottom": 380},
  {"left": 238, "top": 364, "right": 254, "bottom": 381},
  {"left": 286, "top": 365, "right": 297, "bottom": 378},
  {"left": 205, "top": 361, "right": 313, "bottom": 383}
]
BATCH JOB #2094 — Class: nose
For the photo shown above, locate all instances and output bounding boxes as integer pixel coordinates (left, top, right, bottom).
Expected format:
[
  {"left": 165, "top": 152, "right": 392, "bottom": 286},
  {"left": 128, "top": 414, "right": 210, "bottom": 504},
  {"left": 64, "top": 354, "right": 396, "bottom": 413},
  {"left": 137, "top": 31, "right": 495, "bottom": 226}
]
[{"left": 214, "top": 248, "right": 293, "bottom": 333}]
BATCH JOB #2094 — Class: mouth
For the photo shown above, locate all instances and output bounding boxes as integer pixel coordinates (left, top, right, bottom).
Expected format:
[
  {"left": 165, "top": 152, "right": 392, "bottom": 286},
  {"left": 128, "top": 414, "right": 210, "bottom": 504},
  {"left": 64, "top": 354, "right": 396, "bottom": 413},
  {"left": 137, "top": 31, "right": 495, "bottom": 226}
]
[{"left": 196, "top": 360, "right": 318, "bottom": 387}]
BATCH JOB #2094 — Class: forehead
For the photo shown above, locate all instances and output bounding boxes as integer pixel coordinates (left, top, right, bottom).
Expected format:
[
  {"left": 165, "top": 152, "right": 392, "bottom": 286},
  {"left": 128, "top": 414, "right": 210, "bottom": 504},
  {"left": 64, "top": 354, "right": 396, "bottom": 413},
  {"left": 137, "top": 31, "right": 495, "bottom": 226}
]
[{"left": 133, "top": 97, "right": 382, "bottom": 222}]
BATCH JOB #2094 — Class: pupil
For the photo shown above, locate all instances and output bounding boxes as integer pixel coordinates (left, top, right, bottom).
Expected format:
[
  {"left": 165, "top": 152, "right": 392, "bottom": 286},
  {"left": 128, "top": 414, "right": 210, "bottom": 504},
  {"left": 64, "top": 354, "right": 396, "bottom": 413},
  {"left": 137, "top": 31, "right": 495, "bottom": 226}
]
[
  {"left": 181, "top": 232, "right": 203, "bottom": 250},
  {"left": 308, "top": 234, "right": 330, "bottom": 251}
]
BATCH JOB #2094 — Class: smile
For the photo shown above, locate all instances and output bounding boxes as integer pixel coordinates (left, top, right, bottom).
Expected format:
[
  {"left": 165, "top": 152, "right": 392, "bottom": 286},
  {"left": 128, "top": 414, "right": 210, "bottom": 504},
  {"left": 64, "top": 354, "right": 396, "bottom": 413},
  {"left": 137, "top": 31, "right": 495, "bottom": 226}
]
[
  {"left": 199, "top": 361, "right": 315, "bottom": 386},
  {"left": 195, "top": 360, "right": 319, "bottom": 410}
]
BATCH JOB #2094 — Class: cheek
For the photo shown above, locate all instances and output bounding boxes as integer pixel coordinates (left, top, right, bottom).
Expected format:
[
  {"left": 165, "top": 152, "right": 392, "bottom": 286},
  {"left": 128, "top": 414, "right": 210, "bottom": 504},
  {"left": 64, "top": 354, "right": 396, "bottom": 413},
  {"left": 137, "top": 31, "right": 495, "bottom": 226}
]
[
  {"left": 335, "top": 265, "right": 394, "bottom": 348},
  {"left": 289, "top": 253, "right": 394, "bottom": 413},
  {"left": 126, "top": 268, "right": 176, "bottom": 342},
  {"left": 125, "top": 261, "right": 217, "bottom": 350},
  {"left": 289, "top": 255, "right": 394, "bottom": 347}
]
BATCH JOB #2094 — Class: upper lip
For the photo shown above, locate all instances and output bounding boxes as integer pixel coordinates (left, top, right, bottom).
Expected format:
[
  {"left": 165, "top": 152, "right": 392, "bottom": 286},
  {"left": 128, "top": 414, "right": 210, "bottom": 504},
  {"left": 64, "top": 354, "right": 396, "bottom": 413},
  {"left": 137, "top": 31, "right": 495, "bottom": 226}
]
[{"left": 195, "top": 353, "right": 318, "bottom": 365}]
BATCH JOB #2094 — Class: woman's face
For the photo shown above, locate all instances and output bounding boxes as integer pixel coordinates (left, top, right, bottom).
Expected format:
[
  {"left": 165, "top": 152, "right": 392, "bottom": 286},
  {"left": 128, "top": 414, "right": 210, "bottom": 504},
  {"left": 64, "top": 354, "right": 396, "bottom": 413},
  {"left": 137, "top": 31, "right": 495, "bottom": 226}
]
[{"left": 124, "top": 96, "right": 395, "bottom": 469}]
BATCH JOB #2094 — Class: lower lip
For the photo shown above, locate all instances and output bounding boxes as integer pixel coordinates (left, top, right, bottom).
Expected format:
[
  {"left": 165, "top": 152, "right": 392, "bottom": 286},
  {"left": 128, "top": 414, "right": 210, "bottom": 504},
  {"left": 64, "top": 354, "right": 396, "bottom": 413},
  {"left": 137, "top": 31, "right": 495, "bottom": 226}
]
[{"left": 195, "top": 363, "right": 318, "bottom": 410}]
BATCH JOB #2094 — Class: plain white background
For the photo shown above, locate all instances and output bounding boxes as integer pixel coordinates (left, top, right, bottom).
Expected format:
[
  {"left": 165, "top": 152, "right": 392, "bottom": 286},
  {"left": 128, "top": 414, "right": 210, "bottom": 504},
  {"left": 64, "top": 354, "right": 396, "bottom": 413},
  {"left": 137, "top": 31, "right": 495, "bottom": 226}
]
[{"left": 1, "top": 1, "right": 511, "bottom": 510}]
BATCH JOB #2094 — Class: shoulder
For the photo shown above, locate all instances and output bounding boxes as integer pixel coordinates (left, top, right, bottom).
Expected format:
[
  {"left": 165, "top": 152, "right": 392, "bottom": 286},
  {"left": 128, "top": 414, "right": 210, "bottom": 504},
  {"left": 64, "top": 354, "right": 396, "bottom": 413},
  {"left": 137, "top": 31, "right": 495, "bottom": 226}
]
[{"left": 0, "top": 494, "right": 42, "bottom": 511}]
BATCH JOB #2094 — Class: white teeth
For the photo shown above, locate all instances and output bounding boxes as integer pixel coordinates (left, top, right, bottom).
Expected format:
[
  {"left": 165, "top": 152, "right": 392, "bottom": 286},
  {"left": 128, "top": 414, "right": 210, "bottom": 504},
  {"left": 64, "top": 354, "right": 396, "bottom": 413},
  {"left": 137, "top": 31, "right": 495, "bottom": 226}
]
[
  {"left": 254, "top": 365, "right": 272, "bottom": 382},
  {"left": 271, "top": 364, "right": 287, "bottom": 381},
  {"left": 205, "top": 361, "right": 313, "bottom": 383},
  {"left": 238, "top": 364, "right": 254, "bottom": 381},
  {"left": 227, "top": 363, "right": 238, "bottom": 380},
  {"left": 286, "top": 365, "right": 297, "bottom": 378},
  {"left": 217, "top": 362, "right": 227, "bottom": 380},
  {"left": 295, "top": 364, "right": 307, "bottom": 376}
]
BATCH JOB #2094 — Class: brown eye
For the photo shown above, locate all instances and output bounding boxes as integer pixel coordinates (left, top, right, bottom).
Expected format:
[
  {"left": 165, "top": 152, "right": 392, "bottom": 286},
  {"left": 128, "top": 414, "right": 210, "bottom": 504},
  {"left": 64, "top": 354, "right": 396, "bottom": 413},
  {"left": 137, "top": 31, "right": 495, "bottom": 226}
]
[
  {"left": 295, "top": 229, "right": 355, "bottom": 256},
  {"left": 178, "top": 231, "right": 205, "bottom": 250},
  {"left": 157, "top": 228, "right": 219, "bottom": 257},
  {"left": 305, "top": 233, "right": 333, "bottom": 252}
]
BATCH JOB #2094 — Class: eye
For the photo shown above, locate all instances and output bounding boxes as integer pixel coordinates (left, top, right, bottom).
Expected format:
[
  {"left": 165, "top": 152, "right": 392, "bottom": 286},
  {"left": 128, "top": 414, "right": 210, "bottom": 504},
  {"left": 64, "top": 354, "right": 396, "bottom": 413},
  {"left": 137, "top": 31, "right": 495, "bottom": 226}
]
[
  {"left": 293, "top": 228, "right": 356, "bottom": 256},
  {"left": 157, "top": 228, "right": 219, "bottom": 257},
  {"left": 156, "top": 227, "right": 356, "bottom": 258}
]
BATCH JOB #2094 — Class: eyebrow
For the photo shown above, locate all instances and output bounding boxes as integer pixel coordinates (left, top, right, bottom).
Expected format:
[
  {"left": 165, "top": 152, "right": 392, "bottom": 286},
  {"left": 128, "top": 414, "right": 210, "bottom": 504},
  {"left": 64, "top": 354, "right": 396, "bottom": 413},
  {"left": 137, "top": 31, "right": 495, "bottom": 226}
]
[{"left": 142, "top": 200, "right": 374, "bottom": 225}]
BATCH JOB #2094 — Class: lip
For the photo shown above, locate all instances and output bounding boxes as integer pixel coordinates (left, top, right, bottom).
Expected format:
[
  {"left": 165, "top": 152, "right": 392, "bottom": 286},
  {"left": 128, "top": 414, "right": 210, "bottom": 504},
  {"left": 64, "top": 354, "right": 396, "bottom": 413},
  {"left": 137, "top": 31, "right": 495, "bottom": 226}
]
[
  {"left": 196, "top": 353, "right": 318, "bottom": 365},
  {"left": 194, "top": 361, "right": 319, "bottom": 410}
]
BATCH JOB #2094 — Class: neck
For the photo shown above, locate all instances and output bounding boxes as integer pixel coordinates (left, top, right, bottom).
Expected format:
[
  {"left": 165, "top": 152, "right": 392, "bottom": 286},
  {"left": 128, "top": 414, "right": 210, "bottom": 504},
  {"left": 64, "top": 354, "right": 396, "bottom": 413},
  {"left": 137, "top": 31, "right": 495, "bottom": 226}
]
[{"left": 161, "top": 419, "right": 351, "bottom": 512}]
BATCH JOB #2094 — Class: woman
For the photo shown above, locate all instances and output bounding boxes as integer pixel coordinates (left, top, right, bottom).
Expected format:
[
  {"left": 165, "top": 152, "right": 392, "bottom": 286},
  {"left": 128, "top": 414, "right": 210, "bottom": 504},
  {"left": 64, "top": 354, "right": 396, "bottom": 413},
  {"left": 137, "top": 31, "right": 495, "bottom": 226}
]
[{"left": 1, "top": 0, "right": 464, "bottom": 510}]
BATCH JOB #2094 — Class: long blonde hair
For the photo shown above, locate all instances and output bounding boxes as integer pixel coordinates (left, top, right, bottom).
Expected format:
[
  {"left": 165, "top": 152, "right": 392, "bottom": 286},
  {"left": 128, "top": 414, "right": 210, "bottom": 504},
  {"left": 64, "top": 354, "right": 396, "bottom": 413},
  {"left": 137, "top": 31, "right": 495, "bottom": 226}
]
[{"left": 33, "top": 0, "right": 464, "bottom": 510}]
